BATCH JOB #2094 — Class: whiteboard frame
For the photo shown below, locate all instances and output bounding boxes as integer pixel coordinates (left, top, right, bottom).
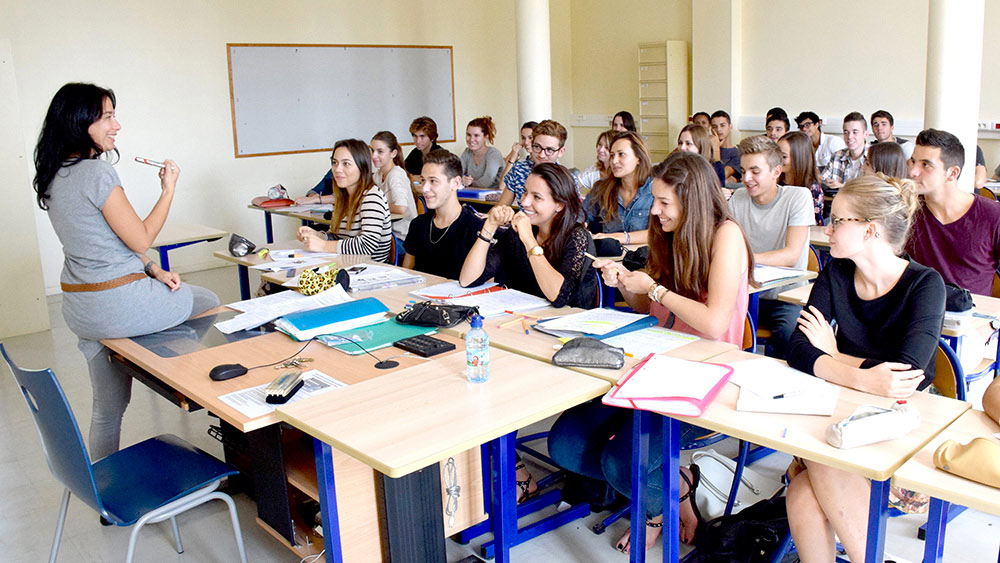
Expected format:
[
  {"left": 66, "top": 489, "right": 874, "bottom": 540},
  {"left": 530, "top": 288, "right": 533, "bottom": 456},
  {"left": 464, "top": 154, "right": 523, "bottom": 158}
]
[{"left": 226, "top": 43, "right": 456, "bottom": 159}]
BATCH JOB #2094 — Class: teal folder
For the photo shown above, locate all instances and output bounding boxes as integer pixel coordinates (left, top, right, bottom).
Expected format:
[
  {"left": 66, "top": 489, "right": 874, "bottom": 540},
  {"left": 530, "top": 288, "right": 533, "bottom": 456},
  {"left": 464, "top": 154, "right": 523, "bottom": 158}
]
[
  {"left": 275, "top": 297, "right": 389, "bottom": 340},
  {"left": 317, "top": 319, "right": 436, "bottom": 355}
]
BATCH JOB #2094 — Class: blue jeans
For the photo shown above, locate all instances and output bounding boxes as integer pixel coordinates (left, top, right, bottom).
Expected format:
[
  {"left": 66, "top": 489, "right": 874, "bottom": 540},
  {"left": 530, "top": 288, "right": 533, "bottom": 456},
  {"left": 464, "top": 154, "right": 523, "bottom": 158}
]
[
  {"left": 758, "top": 298, "right": 803, "bottom": 359},
  {"left": 548, "top": 399, "right": 709, "bottom": 518}
]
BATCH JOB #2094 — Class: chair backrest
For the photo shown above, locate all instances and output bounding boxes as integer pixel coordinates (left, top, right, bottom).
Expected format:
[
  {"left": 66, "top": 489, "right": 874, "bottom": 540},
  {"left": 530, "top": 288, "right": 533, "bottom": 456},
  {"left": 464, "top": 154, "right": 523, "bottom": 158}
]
[
  {"left": 992, "top": 269, "right": 1000, "bottom": 299},
  {"left": 388, "top": 234, "right": 399, "bottom": 265},
  {"left": 979, "top": 187, "right": 998, "bottom": 201},
  {"left": 742, "top": 313, "right": 756, "bottom": 353},
  {"left": 412, "top": 190, "right": 427, "bottom": 215},
  {"left": 933, "top": 338, "right": 967, "bottom": 401},
  {"left": 1, "top": 344, "right": 105, "bottom": 514},
  {"left": 807, "top": 245, "right": 822, "bottom": 273}
]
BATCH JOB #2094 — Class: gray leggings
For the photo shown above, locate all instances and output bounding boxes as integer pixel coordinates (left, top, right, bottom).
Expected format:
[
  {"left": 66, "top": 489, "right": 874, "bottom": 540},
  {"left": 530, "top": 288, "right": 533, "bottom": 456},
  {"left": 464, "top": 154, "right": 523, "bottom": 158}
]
[{"left": 73, "top": 284, "right": 220, "bottom": 460}]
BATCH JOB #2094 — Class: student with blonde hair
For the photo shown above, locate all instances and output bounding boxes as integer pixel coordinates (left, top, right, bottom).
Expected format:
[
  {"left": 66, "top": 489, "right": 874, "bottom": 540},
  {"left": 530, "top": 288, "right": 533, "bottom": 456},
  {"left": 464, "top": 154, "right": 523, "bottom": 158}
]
[
  {"left": 460, "top": 116, "right": 505, "bottom": 189},
  {"left": 676, "top": 123, "right": 726, "bottom": 187},
  {"left": 584, "top": 131, "right": 654, "bottom": 245},
  {"left": 577, "top": 129, "right": 616, "bottom": 192},
  {"left": 785, "top": 173, "right": 944, "bottom": 563}
]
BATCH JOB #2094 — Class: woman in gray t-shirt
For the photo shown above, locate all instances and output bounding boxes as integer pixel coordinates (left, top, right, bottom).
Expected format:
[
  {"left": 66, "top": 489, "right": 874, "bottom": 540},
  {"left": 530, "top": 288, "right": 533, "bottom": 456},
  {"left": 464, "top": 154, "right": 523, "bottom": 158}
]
[{"left": 33, "top": 83, "right": 219, "bottom": 460}]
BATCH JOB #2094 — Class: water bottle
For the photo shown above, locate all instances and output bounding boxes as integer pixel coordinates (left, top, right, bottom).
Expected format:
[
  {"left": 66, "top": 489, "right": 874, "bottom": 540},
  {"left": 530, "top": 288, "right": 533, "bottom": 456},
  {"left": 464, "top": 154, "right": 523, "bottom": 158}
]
[{"left": 466, "top": 314, "right": 490, "bottom": 383}]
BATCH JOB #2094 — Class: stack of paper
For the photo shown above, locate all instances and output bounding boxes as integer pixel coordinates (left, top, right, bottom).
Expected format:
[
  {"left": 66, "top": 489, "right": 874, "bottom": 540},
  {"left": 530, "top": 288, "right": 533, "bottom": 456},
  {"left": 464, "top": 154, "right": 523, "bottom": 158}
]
[
  {"left": 602, "top": 326, "right": 699, "bottom": 357},
  {"left": 216, "top": 285, "right": 354, "bottom": 334},
  {"left": 727, "top": 357, "right": 840, "bottom": 415},
  {"left": 754, "top": 264, "right": 810, "bottom": 285},
  {"left": 346, "top": 264, "right": 425, "bottom": 292},
  {"left": 534, "top": 309, "right": 657, "bottom": 339},
  {"left": 603, "top": 354, "right": 733, "bottom": 416},
  {"left": 449, "top": 288, "right": 551, "bottom": 317},
  {"left": 410, "top": 281, "right": 501, "bottom": 300}
]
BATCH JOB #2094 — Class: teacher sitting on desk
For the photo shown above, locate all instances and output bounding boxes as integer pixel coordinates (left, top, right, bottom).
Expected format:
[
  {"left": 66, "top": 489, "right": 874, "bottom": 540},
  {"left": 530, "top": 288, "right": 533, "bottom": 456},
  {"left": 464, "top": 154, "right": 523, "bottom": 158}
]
[
  {"left": 297, "top": 139, "right": 393, "bottom": 263},
  {"left": 459, "top": 162, "right": 596, "bottom": 309},
  {"left": 33, "top": 83, "right": 220, "bottom": 461},
  {"left": 783, "top": 174, "right": 944, "bottom": 563},
  {"left": 547, "top": 151, "right": 754, "bottom": 553},
  {"left": 584, "top": 131, "right": 654, "bottom": 246}
]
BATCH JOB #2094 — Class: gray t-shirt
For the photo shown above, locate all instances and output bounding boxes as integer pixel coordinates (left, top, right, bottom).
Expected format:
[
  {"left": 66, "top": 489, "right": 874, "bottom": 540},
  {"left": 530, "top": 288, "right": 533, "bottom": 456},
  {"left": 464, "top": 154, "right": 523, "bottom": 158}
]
[
  {"left": 460, "top": 146, "right": 505, "bottom": 189},
  {"left": 46, "top": 159, "right": 144, "bottom": 284},
  {"left": 729, "top": 185, "right": 815, "bottom": 297}
]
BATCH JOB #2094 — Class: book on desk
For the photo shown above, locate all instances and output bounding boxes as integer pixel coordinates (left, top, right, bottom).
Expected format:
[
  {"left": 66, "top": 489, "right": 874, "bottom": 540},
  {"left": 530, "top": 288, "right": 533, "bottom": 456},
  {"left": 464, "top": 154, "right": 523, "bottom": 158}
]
[
  {"left": 275, "top": 297, "right": 390, "bottom": 340},
  {"left": 603, "top": 354, "right": 733, "bottom": 416}
]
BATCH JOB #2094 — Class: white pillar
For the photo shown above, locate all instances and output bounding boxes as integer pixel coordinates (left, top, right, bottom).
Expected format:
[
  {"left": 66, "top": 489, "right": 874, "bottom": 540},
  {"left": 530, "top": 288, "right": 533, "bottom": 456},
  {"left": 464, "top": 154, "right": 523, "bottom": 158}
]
[
  {"left": 515, "top": 0, "right": 552, "bottom": 123},
  {"left": 924, "top": 0, "right": 985, "bottom": 192}
]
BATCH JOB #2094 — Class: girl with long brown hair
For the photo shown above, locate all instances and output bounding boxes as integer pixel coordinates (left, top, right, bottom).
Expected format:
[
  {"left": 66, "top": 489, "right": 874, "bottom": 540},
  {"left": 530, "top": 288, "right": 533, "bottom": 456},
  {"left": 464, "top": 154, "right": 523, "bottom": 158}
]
[
  {"left": 675, "top": 123, "right": 727, "bottom": 188},
  {"left": 779, "top": 130, "right": 825, "bottom": 224},
  {"left": 298, "top": 139, "right": 393, "bottom": 262},
  {"left": 370, "top": 131, "right": 417, "bottom": 239},
  {"left": 577, "top": 129, "right": 616, "bottom": 192},
  {"left": 548, "top": 151, "right": 755, "bottom": 554},
  {"left": 583, "top": 131, "right": 654, "bottom": 245}
]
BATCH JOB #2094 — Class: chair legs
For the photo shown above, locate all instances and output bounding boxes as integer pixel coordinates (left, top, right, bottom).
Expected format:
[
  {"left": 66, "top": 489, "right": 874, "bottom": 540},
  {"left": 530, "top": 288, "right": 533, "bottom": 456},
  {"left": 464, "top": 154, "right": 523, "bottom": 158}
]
[
  {"left": 49, "top": 489, "right": 71, "bottom": 563},
  {"left": 169, "top": 516, "right": 183, "bottom": 553}
]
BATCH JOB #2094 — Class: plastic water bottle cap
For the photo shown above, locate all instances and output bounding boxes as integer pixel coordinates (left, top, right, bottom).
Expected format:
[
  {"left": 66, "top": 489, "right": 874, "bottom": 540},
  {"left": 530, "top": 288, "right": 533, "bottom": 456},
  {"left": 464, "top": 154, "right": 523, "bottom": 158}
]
[
  {"left": 896, "top": 400, "right": 907, "bottom": 404},
  {"left": 470, "top": 314, "right": 483, "bottom": 329}
]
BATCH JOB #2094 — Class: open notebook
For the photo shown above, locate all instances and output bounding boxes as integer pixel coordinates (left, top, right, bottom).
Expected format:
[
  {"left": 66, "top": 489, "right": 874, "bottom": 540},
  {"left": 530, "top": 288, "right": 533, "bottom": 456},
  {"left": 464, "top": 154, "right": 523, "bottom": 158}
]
[{"left": 603, "top": 354, "right": 733, "bottom": 417}]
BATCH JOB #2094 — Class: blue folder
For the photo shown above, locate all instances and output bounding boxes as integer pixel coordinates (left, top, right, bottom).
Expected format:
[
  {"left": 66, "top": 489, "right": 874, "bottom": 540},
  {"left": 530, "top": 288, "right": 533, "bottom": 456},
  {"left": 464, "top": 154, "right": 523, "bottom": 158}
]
[{"left": 276, "top": 297, "right": 389, "bottom": 340}]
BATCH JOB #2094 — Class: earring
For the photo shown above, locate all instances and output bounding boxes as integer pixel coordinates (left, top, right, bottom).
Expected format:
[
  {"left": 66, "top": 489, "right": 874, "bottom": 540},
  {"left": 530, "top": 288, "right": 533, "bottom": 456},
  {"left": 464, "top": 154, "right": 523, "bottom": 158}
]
[{"left": 875, "top": 232, "right": 881, "bottom": 239}]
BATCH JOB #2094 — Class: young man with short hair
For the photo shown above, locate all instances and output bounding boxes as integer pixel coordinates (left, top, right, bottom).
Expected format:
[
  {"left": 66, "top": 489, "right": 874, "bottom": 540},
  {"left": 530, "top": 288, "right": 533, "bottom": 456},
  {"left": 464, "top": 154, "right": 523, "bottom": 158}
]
[
  {"left": 402, "top": 150, "right": 484, "bottom": 279},
  {"left": 729, "top": 136, "right": 815, "bottom": 358},
  {"left": 497, "top": 119, "right": 567, "bottom": 207},
  {"left": 794, "top": 111, "right": 846, "bottom": 172},
  {"left": 711, "top": 110, "right": 742, "bottom": 184},
  {"left": 765, "top": 112, "right": 790, "bottom": 142},
  {"left": 404, "top": 116, "right": 445, "bottom": 177},
  {"left": 691, "top": 111, "right": 711, "bottom": 131},
  {"left": 820, "top": 112, "right": 869, "bottom": 191},
  {"left": 906, "top": 129, "right": 1000, "bottom": 296},
  {"left": 870, "top": 110, "right": 913, "bottom": 159}
]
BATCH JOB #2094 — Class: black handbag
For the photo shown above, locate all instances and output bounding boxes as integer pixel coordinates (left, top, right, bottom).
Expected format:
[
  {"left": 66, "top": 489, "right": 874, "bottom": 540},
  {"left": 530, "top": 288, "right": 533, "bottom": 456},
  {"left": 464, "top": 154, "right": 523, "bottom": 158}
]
[
  {"left": 395, "top": 301, "right": 480, "bottom": 328},
  {"left": 944, "top": 283, "right": 973, "bottom": 312}
]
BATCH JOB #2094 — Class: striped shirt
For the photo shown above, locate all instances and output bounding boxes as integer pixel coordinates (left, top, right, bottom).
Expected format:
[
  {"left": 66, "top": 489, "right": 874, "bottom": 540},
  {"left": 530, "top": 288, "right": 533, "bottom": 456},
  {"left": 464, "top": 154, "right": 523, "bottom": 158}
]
[{"left": 327, "top": 187, "right": 393, "bottom": 262}]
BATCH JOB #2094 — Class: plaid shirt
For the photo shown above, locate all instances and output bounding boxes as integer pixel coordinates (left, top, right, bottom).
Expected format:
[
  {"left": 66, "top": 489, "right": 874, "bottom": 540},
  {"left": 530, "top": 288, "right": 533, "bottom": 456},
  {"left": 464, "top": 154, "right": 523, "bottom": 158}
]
[{"left": 820, "top": 147, "right": 866, "bottom": 191}]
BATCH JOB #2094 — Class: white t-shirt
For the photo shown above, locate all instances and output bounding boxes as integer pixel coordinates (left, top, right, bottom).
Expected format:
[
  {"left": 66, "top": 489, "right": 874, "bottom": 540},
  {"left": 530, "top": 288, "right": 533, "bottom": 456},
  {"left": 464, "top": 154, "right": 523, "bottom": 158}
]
[
  {"left": 373, "top": 165, "right": 417, "bottom": 238},
  {"left": 815, "top": 133, "right": 847, "bottom": 172}
]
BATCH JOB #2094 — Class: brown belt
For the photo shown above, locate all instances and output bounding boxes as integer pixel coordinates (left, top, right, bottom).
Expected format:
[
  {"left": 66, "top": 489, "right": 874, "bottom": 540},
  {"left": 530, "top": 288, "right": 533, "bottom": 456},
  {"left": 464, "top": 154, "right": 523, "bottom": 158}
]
[{"left": 61, "top": 272, "right": 147, "bottom": 293}]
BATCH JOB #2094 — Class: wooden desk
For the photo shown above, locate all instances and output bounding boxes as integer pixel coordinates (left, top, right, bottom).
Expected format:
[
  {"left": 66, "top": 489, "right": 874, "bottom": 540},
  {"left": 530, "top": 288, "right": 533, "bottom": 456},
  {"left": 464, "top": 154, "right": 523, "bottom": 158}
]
[
  {"left": 892, "top": 409, "right": 1000, "bottom": 563},
  {"left": 278, "top": 349, "right": 611, "bottom": 563},
  {"left": 151, "top": 223, "right": 227, "bottom": 271},
  {"left": 810, "top": 225, "right": 829, "bottom": 248},
  {"left": 103, "top": 323, "right": 486, "bottom": 561},
  {"left": 628, "top": 348, "right": 971, "bottom": 563},
  {"left": 213, "top": 240, "right": 366, "bottom": 300}
]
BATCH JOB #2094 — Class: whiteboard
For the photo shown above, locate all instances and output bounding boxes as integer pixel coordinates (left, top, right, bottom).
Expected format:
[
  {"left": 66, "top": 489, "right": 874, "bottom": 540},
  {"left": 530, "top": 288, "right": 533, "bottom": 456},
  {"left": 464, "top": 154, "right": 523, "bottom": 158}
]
[{"left": 227, "top": 44, "right": 455, "bottom": 158}]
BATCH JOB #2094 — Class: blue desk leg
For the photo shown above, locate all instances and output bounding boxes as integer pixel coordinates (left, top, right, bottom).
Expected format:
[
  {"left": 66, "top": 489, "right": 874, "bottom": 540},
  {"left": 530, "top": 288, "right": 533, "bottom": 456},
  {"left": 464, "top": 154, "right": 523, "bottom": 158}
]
[
  {"left": 662, "top": 415, "right": 680, "bottom": 563},
  {"left": 313, "top": 439, "right": 344, "bottom": 563},
  {"left": 748, "top": 293, "right": 760, "bottom": 332},
  {"left": 158, "top": 247, "right": 171, "bottom": 272},
  {"left": 491, "top": 432, "right": 517, "bottom": 563},
  {"left": 265, "top": 211, "right": 274, "bottom": 244},
  {"left": 238, "top": 265, "right": 250, "bottom": 301},
  {"left": 864, "top": 478, "right": 891, "bottom": 563},
  {"left": 630, "top": 409, "right": 651, "bottom": 563},
  {"left": 923, "top": 498, "right": 949, "bottom": 563}
]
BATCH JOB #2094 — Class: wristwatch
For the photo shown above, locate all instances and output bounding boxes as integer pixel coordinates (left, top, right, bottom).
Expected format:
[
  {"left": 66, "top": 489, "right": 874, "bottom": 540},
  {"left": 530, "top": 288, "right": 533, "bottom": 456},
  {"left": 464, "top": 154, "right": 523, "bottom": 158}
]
[
  {"left": 529, "top": 245, "right": 544, "bottom": 257},
  {"left": 647, "top": 282, "right": 667, "bottom": 303}
]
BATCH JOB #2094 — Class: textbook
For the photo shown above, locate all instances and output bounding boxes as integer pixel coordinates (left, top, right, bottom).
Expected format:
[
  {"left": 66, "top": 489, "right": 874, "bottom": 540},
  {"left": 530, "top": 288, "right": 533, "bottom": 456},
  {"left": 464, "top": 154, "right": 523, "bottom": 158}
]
[
  {"left": 533, "top": 308, "right": 657, "bottom": 339},
  {"left": 602, "top": 354, "right": 733, "bottom": 417},
  {"left": 274, "top": 297, "right": 389, "bottom": 340},
  {"left": 317, "top": 319, "right": 436, "bottom": 355}
]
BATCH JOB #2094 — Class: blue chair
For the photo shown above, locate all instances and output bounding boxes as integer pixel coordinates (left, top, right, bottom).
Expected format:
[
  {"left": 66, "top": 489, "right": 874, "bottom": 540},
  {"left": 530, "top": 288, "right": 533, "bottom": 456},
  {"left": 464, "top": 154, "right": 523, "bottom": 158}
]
[{"left": 1, "top": 344, "right": 248, "bottom": 563}]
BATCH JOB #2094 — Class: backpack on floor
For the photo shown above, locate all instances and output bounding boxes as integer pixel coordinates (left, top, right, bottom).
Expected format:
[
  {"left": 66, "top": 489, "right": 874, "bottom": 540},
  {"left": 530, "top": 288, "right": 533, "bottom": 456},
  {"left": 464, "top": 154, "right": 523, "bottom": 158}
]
[{"left": 686, "top": 495, "right": 790, "bottom": 563}]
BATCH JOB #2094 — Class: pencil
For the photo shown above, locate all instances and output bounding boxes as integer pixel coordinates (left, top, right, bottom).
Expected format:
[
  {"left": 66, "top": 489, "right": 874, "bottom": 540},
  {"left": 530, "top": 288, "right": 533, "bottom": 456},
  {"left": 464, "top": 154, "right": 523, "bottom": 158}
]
[
  {"left": 521, "top": 317, "right": 530, "bottom": 334},
  {"left": 503, "top": 310, "right": 545, "bottom": 319},
  {"left": 584, "top": 251, "right": 599, "bottom": 262},
  {"left": 498, "top": 317, "right": 523, "bottom": 329}
]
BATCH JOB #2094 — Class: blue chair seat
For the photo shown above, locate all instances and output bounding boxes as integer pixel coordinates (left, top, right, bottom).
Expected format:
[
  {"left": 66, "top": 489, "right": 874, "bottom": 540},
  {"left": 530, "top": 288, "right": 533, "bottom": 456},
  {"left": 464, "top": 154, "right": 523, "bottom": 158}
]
[{"left": 94, "top": 434, "right": 238, "bottom": 526}]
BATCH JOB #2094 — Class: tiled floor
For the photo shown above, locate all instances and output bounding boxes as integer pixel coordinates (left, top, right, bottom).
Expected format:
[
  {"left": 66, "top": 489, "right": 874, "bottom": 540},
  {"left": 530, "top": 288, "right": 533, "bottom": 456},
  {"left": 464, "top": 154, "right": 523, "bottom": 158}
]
[{"left": 1, "top": 265, "right": 998, "bottom": 562}]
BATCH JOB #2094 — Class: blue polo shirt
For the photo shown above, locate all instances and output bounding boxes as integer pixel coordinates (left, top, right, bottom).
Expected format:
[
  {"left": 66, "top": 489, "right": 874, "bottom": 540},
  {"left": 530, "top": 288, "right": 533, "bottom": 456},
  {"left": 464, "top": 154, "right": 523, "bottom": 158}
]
[{"left": 583, "top": 176, "right": 653, "bottom": 233}]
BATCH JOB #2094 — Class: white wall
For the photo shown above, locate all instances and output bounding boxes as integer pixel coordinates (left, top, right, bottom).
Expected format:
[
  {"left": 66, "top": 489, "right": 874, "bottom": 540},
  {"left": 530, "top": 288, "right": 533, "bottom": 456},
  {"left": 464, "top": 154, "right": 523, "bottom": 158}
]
[{"left": 3, "top": 0, "right": 521, "bottom": 294}]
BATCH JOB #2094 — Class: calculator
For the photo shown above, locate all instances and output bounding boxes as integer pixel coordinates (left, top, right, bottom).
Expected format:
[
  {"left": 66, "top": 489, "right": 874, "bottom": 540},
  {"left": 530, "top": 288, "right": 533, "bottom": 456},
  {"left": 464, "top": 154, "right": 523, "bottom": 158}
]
[{"left": 392, "top": 334, "right": 456, "bottom": 357}]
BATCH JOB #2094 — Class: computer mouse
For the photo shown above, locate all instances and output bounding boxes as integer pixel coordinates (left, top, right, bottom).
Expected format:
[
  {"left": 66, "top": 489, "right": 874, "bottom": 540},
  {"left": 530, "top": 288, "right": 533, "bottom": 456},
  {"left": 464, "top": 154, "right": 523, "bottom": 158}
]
[{"left": 209, "top": 363, "right": 249, "bottom": 381}]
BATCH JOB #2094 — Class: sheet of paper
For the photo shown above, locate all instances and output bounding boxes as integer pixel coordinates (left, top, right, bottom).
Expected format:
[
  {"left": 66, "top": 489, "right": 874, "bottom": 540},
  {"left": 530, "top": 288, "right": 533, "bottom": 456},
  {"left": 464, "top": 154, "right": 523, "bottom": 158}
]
[
  {"left": 449, "top": 288, "right": 551, "bottom": 317},
  {"left": 227, "top": 290, "right": 306, "bottom": 313},
  {"left": 346, "top": 264, "right": 425, "bottom": 292},
  {"left": 614, "top": 355, "right": 728, "bottom": 400},
  {"left": 215, "top": 285, "right": 354, "bottom": 334},
  {"left": 539, "top": 308, "right": 650, "bottom": 336},
  {"left": 217, "top": 369, "right": 345, "bottom": 419},
  {"left": 754, "top": 264, "right": 810, "bottom": 284},
  {"left": 279, "top": 204, "right": 333, "bottom": 213},
  {"left": 410, "top": 281, "right": 498, "bottom": 300},
  {"left": 250, "top": 256, "right": 332, "bottom": 271},
  {"left": 602, "top": 327, "right": 698, "bottom": 357},
  {"left": 728, "top": 357, "right": 840, "bottom": 416},
  {"left": 268, "top": 249, "right": 338, "bottom": 261}
]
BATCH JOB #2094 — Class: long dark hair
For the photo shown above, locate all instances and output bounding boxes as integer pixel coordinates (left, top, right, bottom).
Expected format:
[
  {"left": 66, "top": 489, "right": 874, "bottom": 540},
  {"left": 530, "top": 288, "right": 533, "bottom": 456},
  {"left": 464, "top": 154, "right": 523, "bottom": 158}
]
[
  {"left": 778, "top": 130, "right": 819, "bottom": 188},
  {"left": 646, "top": 152, "right": 755, "bottom": 300},
  {"left": 591, "top": 131, "right": 652, "bottom": 222},
  {"left": 371, "top": 131, "right": 406, "bottom": 169},
  {"left": 529, "top": 163, "right": 586, "bottom": 261},
  {"left": 33, "top": 83, "right": 117, "bottom": 210},
  {"left": 867, "top": 142, "right": 907, "bottom": 178},
  {"left": 330, "top": 139, "right": 377, "bottom": 231}
]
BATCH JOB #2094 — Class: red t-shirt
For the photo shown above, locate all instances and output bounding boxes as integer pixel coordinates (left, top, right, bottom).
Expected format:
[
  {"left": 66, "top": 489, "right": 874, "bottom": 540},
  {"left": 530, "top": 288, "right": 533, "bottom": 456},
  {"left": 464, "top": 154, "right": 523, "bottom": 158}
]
[{"left": 907, "top": 195, "right": 1000, "bottom": 295}]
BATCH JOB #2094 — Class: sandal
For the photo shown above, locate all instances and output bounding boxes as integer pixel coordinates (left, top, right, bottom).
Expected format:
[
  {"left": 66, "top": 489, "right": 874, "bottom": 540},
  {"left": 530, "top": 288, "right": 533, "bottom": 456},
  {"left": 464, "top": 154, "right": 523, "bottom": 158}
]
[
  {"left": 679, "top": 464, "right": 705, "bottom": 544},
  {"left": 615, "top": 519, "right": 663, "bottom": 553},
  {"left": 514, "top": 461, "right": 538, "bottom": 503}
]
